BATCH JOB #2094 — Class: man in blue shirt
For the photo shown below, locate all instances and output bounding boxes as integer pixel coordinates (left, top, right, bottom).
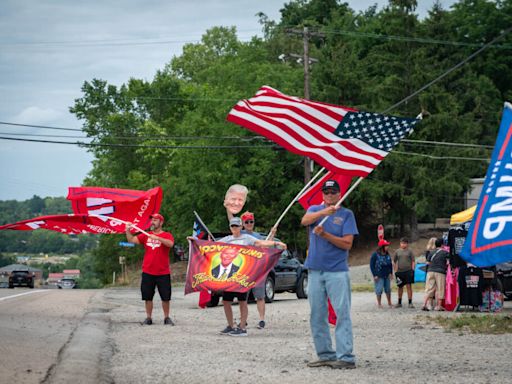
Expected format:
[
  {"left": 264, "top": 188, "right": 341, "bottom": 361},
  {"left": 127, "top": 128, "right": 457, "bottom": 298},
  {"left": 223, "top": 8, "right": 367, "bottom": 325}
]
[{"left": 301, "top": 179, "right": 358, "bottom": 370}]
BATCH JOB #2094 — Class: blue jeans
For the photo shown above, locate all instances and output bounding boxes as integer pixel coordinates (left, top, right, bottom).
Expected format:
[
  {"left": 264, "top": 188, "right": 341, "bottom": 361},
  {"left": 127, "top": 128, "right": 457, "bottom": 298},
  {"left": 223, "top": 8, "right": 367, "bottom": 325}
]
[
  {"left": 374, "top": 276, "right": 391, "bottom": 295},
  {"left": 308, "top": 270, "right": 355, "bottom": 363}
]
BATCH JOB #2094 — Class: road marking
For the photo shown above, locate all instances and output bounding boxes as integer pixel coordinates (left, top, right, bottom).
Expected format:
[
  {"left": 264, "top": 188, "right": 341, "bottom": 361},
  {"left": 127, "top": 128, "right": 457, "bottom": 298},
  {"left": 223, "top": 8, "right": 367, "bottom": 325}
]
[{"left": 0, "top": 290, "right": 47, "bottom": 302}]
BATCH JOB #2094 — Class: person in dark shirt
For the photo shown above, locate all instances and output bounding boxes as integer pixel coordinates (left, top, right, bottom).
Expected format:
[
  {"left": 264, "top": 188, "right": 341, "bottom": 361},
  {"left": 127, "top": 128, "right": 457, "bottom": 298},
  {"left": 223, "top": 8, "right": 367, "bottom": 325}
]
[
  {"left": 370, "top": 239, "right": 393, "bottom": 308},
  {"left": 421, "top": 238, "right": 449, "bottom": 311}
]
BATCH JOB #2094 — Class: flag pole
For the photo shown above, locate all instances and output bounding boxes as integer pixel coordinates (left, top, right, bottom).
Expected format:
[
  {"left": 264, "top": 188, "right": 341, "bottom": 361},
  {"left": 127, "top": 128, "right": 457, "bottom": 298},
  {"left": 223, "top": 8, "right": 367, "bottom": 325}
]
[
  {"left": 265, "top": 167, "right": 327, "bottom": 240},
  {"left": 86, "top": 214, "right": 151, "bottom": 237}
]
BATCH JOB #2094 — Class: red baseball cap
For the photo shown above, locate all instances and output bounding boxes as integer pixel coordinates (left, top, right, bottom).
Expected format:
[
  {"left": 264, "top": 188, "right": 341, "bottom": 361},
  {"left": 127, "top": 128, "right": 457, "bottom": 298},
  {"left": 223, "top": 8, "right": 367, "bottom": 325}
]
[
  {"left": 150, "top": 213, "right": 164, "bottom": 223},
  {"left": 241, "top": 211, "right": 254, "bottom": 221},
  {"left": 378, "top": 239, "right": 390, "bottom": 247}
]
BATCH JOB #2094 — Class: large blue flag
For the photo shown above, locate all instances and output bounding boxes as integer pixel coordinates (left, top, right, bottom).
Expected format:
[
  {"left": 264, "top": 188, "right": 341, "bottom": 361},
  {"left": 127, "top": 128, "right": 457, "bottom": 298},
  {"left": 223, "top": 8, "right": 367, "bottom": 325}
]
[{"left": 461, "top": 102, "right": 512, "bottom": 267}]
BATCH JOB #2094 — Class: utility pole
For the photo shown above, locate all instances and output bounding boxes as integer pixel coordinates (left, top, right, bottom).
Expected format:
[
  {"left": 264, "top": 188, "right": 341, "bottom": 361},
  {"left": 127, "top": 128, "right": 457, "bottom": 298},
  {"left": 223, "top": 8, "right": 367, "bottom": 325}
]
[{"left": 285, "top": 26, "right": 323, "bottom": 183}]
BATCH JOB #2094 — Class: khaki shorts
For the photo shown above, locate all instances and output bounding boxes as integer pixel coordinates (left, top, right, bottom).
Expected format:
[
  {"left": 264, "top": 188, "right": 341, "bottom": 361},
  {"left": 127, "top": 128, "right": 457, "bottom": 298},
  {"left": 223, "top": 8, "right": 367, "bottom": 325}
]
[{"left": 424, "top": 271, "right": 446, "bottom": 300}]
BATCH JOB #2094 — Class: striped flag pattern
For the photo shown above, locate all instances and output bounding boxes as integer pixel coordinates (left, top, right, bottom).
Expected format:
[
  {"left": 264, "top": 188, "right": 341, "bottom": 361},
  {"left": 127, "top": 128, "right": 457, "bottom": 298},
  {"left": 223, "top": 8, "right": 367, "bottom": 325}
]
[{"left": 227, "top": 86, "right": 419, "bottom": 177}]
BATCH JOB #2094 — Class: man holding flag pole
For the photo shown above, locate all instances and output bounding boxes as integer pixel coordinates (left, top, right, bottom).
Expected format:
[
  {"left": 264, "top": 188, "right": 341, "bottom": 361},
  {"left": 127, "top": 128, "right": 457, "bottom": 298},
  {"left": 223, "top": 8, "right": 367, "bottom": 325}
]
[
  {"left": 227, "top": 85, "right": 421, "bottom": 368},
  {"left": 126, "top": 213, "right": 175, "bottom": 326},
  {"left": 301, "top": 179, "right": 358, "bottom": 369}
]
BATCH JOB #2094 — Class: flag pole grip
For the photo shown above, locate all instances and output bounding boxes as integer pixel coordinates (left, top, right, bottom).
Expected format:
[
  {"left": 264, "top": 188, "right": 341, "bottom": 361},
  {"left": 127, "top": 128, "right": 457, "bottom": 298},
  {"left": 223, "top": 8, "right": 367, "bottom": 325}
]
[
  {"left": 317, "top": 176, "right": 364, "bottom": 227},
  {"left": 265, "top": 167, "right": 326, "bottom": 240}
]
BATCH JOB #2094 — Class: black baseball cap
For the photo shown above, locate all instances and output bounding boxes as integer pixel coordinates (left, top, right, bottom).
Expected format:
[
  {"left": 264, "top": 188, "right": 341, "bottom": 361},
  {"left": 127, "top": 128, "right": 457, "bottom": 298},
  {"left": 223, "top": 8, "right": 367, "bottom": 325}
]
[{"left": 322, "top": 180, "right": 340, "bottom": 192}]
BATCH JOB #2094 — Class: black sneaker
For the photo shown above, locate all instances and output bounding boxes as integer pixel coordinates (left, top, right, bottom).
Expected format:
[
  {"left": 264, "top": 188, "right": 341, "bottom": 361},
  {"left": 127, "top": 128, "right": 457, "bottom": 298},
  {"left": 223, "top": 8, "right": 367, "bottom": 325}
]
[
  {"left": 228, "top": 327, "right": 248, "bottom": 337},
  {"left": 328, "top": 360, "right": 356, "bottom": 370},
  {"left": 219, "top": 326, "right": 234, "bottom": 335},
  {"left": 164, "top": 317, "right": 175, "bottom": 326},
  {"left": 257, "top": 320, "right": 265, "bottom": 329},
  {"left": 142, "top": 318, "right": 152, "bottom": 325},
  {"left": 307, "top": 359, "right": 335, "bottom": 368}
]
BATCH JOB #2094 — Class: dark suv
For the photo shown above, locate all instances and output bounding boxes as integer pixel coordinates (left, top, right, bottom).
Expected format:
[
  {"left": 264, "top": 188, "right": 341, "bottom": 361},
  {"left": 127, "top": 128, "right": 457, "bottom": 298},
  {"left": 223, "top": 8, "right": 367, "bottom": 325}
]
[
  {"left": 497, "top": 262, "right": 512, "bottom": 299},
  {"left": 9, "top": 270, "right": 35, "bottom": 289},
  {"left": 207, "top": 249, "right": 308, "bottom": 307}
]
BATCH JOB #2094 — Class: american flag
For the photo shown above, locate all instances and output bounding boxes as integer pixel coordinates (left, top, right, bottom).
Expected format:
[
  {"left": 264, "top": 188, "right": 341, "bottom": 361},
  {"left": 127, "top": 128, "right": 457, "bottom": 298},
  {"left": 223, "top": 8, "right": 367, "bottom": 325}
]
[{"left": 227, "top": 86, "right": 419, "bottom": 177}]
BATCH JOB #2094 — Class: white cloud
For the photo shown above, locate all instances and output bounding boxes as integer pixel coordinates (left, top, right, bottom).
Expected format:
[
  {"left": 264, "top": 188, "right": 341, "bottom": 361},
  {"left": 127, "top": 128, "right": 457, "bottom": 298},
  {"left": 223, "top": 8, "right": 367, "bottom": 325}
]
[{"left": 13, "top": 106, "right": 64, "bottom": 125}]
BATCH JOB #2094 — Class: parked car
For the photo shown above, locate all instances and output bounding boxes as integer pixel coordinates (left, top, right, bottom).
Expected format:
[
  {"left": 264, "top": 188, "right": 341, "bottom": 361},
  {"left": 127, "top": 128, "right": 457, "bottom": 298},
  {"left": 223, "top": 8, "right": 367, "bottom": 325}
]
[
  {"left": 8, "top": 270, "right": 34, "bottom": 289},
  {"left": 207, "top": 249, "right": 308, "bottom": 307},
  {"left": 496, "top": 262, "right": 512, "bottom": 299},
  {"left": 57, "top": 278, "right": 77, "bottom": 289}
]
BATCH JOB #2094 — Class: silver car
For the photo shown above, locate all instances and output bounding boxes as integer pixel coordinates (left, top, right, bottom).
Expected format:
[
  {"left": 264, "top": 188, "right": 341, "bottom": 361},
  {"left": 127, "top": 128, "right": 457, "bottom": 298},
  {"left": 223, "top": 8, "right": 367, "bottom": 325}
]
[{"left": 57, "top": 278, "right": 77, "bottom": 289}]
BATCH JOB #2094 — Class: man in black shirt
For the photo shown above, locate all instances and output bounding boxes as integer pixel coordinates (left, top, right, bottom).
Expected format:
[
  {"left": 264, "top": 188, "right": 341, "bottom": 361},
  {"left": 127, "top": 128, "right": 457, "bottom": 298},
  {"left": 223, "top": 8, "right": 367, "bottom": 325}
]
[{"left": 421, "top": 238, "right": 449, "bottom": 311}]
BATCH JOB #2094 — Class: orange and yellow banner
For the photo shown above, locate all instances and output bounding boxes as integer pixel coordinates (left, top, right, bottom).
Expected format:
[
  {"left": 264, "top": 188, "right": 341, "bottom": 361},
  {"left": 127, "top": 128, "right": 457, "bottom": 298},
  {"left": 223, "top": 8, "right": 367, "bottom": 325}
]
[{"left": 185, "top": 238, "right": 283, "bottom": 294}]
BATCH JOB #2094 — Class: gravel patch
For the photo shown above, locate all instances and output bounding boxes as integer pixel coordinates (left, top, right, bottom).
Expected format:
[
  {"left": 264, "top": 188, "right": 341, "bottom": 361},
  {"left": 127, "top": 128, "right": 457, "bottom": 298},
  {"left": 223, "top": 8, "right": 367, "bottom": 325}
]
[{"left": 104, "top": 286, "right": 512, "bottom": 384}]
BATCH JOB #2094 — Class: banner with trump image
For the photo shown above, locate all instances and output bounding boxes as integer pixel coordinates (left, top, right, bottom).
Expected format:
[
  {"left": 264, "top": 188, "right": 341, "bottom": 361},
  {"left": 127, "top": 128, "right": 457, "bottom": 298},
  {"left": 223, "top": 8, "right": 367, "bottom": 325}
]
[{"left": 185, "top": 238, "right": 283, "bottom": 294}]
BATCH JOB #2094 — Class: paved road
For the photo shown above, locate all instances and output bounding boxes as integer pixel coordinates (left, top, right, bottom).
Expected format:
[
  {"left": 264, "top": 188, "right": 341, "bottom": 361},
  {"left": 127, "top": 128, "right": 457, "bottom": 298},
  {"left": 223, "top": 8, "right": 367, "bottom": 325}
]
[
  {"left": 0, "top": 288, "right": 110, "bottom": 384},
  {"left": 1, "top": 287, "right": 511, "bottom": 384}
]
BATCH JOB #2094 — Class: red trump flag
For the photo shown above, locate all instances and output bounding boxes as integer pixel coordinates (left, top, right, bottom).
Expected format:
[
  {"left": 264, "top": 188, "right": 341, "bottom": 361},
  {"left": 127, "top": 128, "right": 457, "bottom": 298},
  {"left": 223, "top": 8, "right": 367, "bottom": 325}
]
[
  {"left": 298, "top": 171, "right": 352, "bottom": 210},
  {"left": 67, "top": 186, "right": 163, "bottom": 233},
  {"left": 185, "top": 238, "right": 283, "bottom": 295},
  {"left": 0, "top": 214, "right": 118, "bottom": 234}
]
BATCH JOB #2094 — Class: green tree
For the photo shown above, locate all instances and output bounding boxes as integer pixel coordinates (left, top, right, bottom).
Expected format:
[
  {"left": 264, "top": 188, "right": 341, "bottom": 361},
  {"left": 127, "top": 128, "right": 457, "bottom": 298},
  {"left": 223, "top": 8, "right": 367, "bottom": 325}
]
[{"left": 68, "top": 0, "right": 512, "bottom": 251}]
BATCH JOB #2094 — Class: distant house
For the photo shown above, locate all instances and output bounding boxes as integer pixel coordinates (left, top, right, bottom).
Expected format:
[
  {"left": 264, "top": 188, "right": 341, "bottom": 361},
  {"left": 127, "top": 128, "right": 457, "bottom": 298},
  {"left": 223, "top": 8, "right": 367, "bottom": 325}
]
[
  {"left": 466, "top": 177, "right": 485, "bottom": 209},
  {"left": 63, "top": 269, "right": 80, "bottom": 279},
  {"left": 47, "top": 270, "right": 80, "bottom": 285},
  {"left": 16, "top": 256, "right": 30, "bottom": 263},
  {"left": 47, "top": 273, "right": 64, "bottom": 285}
]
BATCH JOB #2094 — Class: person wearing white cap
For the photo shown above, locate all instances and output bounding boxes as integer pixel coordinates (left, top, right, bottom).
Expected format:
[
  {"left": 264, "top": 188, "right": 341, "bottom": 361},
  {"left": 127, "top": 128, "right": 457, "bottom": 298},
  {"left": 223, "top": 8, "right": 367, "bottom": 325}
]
[
  {"left": 217, "top": 217, "right": 286, "bottom": 337},
  {"left": 241, "top": 211, "right": 276, "bottom": 330}
]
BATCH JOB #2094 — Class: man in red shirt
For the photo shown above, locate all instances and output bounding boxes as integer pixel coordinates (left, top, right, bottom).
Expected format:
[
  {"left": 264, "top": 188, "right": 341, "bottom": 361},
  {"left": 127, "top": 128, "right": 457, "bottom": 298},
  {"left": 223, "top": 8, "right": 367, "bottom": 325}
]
[{"left": 126, "top": 213, "right": 175, "bottom": 325}]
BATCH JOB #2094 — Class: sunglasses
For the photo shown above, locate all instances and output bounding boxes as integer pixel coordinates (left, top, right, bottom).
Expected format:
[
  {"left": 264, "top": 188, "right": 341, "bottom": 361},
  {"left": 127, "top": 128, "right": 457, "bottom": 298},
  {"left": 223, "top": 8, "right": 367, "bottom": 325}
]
[
  {"left": 244, "top": 220, "right": 254, "bottom": 224},
  {"left": 322, "top": 189, "right": 339, "bottom": 195},
  {"left": 230, "top": 224, "right": 241, "bottom": 228}
]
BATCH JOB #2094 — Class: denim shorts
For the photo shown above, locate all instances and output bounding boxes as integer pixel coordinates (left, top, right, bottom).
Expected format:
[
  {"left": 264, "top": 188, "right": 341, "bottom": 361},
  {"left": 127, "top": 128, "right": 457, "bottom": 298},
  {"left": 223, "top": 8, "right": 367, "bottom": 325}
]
[
  {"left": 252, "top": 283, "right": 265, "bottom": 300},
  {"left": 374, "top": 276, "right": 391, "bottom": 295}
]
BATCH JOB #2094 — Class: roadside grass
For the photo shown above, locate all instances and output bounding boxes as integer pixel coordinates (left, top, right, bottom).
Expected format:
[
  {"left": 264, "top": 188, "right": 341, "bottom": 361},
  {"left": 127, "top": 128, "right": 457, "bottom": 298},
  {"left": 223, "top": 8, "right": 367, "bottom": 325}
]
[
  {"left": 420, "top": 313, "right": 512, "bottom": 334},
  {"left": 352, "top": 282, "right": 426, "bottom": 292}
]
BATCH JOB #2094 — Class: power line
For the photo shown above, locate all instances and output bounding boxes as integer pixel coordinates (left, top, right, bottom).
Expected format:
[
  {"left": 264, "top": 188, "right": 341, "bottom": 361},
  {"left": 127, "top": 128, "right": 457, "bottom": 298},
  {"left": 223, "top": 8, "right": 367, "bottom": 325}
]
[
  {"left": 0, "top": 132, "right": 265, "bottom": 141},
  {"left": 383, "top": 26, "right": 512, "bottom": 113},
  {"left": 0, "top": 121, "right": 81, "bottom": 132},
  {"left": 318, "top": 28, "right": 512, "bottom": 50},
  {"left": 401, "top": 139, "right": 493, "bottom": 149},
  {"left": 2, "top": 26, "right": 510, "bottom": 50},
  {"left": 0, "top": 136, "right": 492, "bottom": 161},
  {"left": 391, "top": 150, "right": 489, "bottom": 162},
  {"left": 0, "top": 122, "right": 496, "bottom": 149},
  {"left": 0, "top": 136, "right": 276, "bottom": 149},
  {"left": 0, "top": 28, "right": 263, "bottom": 48}
]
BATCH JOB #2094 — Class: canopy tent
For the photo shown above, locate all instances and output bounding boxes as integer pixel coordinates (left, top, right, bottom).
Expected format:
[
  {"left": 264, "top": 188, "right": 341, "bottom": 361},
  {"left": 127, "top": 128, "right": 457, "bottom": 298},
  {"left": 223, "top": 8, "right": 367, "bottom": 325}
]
[{"left": 450, "top": 206, "right": 476, "bottom": 225}]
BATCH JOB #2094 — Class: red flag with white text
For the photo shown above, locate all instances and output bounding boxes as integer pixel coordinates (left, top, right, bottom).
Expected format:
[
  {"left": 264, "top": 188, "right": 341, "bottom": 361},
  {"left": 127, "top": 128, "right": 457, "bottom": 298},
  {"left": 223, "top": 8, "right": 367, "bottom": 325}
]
[
  {"left": 0, "top": 214, "right": 119, "bottom": 235},
  {"left": 67, "top": 186, "right": 163, "bottom": 233},
  {"left": 185, "top": 238, "right": 283, "bottom": 294},
  {"left": 298, "top": 171, "right": 352, "bottom": 209}
]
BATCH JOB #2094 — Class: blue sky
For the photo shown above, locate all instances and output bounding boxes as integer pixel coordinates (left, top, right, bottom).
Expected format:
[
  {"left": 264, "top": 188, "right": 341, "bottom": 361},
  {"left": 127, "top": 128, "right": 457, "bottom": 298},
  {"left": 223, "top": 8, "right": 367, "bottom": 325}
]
[{"left": 0, "top": 0, "right": 455, "bottom": 201}]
